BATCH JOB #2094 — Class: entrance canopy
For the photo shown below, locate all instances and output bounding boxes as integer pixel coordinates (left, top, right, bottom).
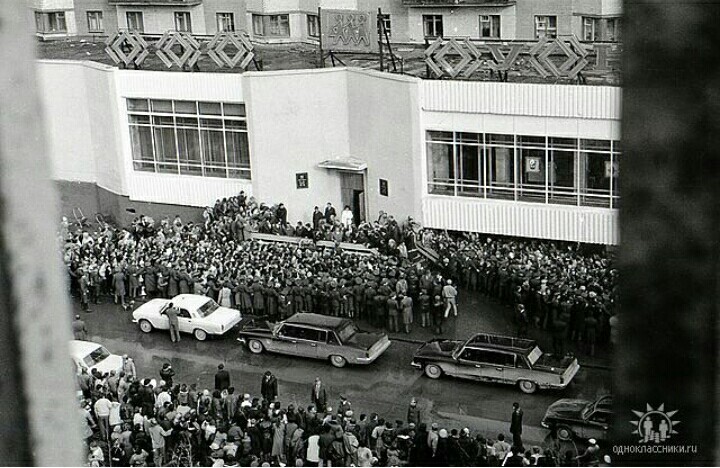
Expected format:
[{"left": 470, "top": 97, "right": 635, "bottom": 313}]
[{"left": 317, "top": 157, "right": 367, "bottom": 172}]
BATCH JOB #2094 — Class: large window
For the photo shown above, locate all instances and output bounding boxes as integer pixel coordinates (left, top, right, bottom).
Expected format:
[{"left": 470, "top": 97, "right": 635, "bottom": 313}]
[
  {"left": 174, "top": 12, "right": 192, "bottom": 32},
  {"left": 582, "top": 16, "right": 600, "bottom": 41},
  {"left": 253, "top": 14, "right": 290, "bottom": 37},
  {"left": 216, "top": 12, "right": 235, "bottom": 32},
  {"left": 534, "top": 15, "right": 557, "bottom": 39},
  {"left": 126, "top": 12, "right": 144, "bottom": 32},
  {"left": 127, "top": 99, "right": 251, "bottom": 180},
  {"left": 87, "top": 11, "right": 104, "bottom": 33},
  {"left": 479, "top": 15, "right": 500, "bottom": 39},
  {"left": 426, "top": 131, "right": 620, "bottom": 208},
  {"left": 35, "top": 11, "right": 67, "bottom": 33},
  {"left": 423, "top": 15, "right": 443, "bottom": 38},
  {"left": 606, "top": 18, "right": 621, "bottom": 42}
]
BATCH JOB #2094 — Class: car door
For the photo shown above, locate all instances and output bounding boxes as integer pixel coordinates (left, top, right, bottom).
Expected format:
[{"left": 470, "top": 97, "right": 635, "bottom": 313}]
[
  {"left": 581, "top": 410, "right": 613, "bottom": 440},
  {"left": 293, "top": 326, "right": 324, "bottom": 358},
  {"left": 454, "top": 347, "right": 486, "bottom": 379},
  {"left": 473, "top": 349, "right": 512, "bottom": 383},
  {"left": 274, "top": 324, "right": 302, "bottom": 355},
  {"left": 178, "top": 308, "right": 193, "bottom": 333},
  {"left": 320, "top": 331, "right": 343, "bottom": 361}
]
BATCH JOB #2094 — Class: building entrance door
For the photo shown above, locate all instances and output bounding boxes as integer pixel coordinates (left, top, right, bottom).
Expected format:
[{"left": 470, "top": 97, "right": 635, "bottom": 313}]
[{"left": 340, "top": 172, "right": 366, "bottom": 224}]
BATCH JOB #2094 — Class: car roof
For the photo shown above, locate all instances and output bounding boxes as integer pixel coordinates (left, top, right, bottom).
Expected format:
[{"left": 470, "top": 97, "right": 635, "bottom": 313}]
[
  {"left": 284, "top": 313, "right": 350, "bottom": 329},
  {"left": 465, "top": 333, "right": 538, "bottom": 352},
  {"left": 69, "top": 339, "right": 103, "bottom": 356},
  {"left": 170, "top": 294, "right": 211, "bottom": 309}
]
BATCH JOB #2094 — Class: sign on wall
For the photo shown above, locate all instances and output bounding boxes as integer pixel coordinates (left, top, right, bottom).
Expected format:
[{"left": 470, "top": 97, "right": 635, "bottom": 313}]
[
  {"left": 321, "top": 10, "right": 378, "bottom": 53},
  {"left": 296, "top": 172, "right": 309, "bottom": 189},
  {"left": 525, "top": 156, "right": 542, "bottom": 173},
  {"left": 379, "top": 178, "right": 389, "bottom": 196}
]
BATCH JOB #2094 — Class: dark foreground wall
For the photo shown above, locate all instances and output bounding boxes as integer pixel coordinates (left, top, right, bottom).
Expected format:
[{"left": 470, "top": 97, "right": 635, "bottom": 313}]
[
  {"left": 615, "top": 1, "right": 719, "bottom": 465},
  {"left": 56, "top": 181, "right": 204, "bottom": 229}
]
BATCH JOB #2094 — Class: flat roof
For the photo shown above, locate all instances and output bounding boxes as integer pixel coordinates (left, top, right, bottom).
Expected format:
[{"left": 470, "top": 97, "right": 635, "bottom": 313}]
[
  {"left": 284, "top": 313, "right": 350, "bottom": 329},
  {"left": 466, "top": 333, "right": 537, "bottom": 351}
]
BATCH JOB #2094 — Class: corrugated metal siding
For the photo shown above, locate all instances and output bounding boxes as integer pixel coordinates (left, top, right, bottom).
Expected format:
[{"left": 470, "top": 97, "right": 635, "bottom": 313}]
[
  {"left": 421, "top": 81, "right": 621, "bottom": 120},
  {"left": 129, "top": 173, "right": 252, "bottom": 207},
  {"left": 116, "top": 70, "right": 245, "bottom": 102},
  {"left": 422, "top": 196, "right": 618, "bottom": 245}
]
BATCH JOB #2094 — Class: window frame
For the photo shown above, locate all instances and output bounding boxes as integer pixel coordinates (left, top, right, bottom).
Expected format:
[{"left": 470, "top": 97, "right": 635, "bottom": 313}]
[
  {"left": 379, "top": 13, "right": 391, "bottom": 37},
  {"left": 582, "top": 16, "right": 600, "bottom": 42},
  {"left": 216, "top": 12, "right": 235, "bottom": 33},
  {"left": 174, "top": 11, "right": 192, "bottom": 33},
  {"left": 479, "top": 14, "right": 501, "bottom": 39},
  {"left": 534, "top": 15, "right": 557, "bottom": 39},
  {"left": 307, "top": 14, "right": 320, "bottom": 38},
  {"left": 86, "top": 11, "right": 104, "bottom": 33},
  {"left": 35, "top": 11, "right": 67, "bottom": 33},
  {"left": 126, "top": 11, "right": 144, "bottom": 33},
  {"left": 253, "top": 14, "right": 290, "bottom": 37},
  {"left": 423, "top": 14, "right": 444, "bottom": 38}
]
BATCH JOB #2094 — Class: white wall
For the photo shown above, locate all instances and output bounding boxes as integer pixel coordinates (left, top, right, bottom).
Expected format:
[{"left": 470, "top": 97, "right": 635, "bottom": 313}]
[{"left": 116, "top": 5, "right": 207, "bottom": 35}]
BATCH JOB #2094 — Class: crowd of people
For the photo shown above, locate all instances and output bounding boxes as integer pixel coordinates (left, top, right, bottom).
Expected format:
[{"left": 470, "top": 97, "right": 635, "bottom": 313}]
[
  {"left": 79, "top": 360, "right": 608, "bottom": 467},
  {"left": 61, "top": 192, "right": 618, "bottom": 348},
  {"left": 421, "top": 232, "right": 618, "bottom": 356}
]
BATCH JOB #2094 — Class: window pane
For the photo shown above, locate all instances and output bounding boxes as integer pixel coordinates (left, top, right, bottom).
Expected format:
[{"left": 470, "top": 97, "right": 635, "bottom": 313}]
[
  {"left": 153, "top": 115, "right": 174, "bottom": 126},
  {"left": 127, "top": 99, "right": 149, "bottom": 112},
  {"left": 224, "top": 120, "right": 247, "bottom": 130},
  {"left": 229, "top": 169, "right": 251, "bottom": 180},
  {"left": 581, "top": 139, "right": 611, "bottom": 151},
  {"left": 519, "top": 148, "right": 546, "bottom": 202},
  {"left": 427, "top": 142, "right": 454, "bottom": 195},
  {"left": 458, "top": 144, "right": 481, "bottom": 197},
  {"left": 223, "top": 103, "right": 246, "bottom": 117},
  {"left": 581, "top": 152, "right": 611, "bottom": 207},
  {"left": 199, "top": 102, "right": 222, "bottom": 115},
  {"left": 201, "top": 130, "right": 226, "bottom": 166},
  {"left": 156, "top": 163, "right": 179, "bottom": 174},
  {"left": 151, "top": 99, "right": 173, "bottom": 113},
  {"left": 153, "top": 127, "right": 178, "bottom": 164},
  {"left": 174, "top": 101, "right": 197, "bottom": 114},
  {"left": 457, "top": 132, "right": 480, "bottom": 144},
  {"left": 226, "top": 132, "right": 250, "bottom": 168},
  {"left": 487, "top": 146, "right": 514, "bottom": 199},
  {"left": 129, "top": 126, "right": 154, "bottom": 162},
  {"left": 549, "top": 150, "right": 577, "bottom": 205},
  {"left": 205, "top": 167, "right": 228, "bottom": 178},
  {"left": 427, "top": 130, "right": 453, "bottom": 142},
  {"left": 486, "top": 133, "right": 513, "bottom": 145},
  {"left": 177, "top": 128, "right": 201, "bottom": 165},
  {"left": 200, "top": 118, "right": 223, "bottom": 129},
  {"left": 129, "top": 114, "right": 150, "bottom": 124},
  {"left": 518, "top": 135, "right": 546, "bottom": 148},
  {"left": 133, "top": 161, "right": 155, "bottom": 172},
  {"left": 179, "top": 165, "right": 203, "bottom": 176},
  {"left": 549, "top": 137, "right": 577, "bottom": 149},
  {"left": 176, "top": 117, "right": 199, "bottom": 127}
]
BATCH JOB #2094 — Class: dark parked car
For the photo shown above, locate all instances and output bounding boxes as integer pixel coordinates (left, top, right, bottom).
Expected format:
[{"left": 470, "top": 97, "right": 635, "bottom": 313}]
[
  {"left": 411, "top": 333, "right": 580, "bottom": 394},
  {"left": 237, "top": 313, "right": 391, "bottom": 368},
  {"left": 541, "top": 395, "right": 613, "bottom": 441}
]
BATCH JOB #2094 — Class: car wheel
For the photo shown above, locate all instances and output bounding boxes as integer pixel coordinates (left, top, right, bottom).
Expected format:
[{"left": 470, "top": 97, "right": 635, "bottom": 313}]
[
  {"left": 518, "top": 380, "right": 538, "bottom": 394},
  {"left": 139, "top": 319, "right": 153, "bottom": 333},
  {"left": 556, "top": 425, "right": 573, "bottom": 441},
  {"left": 424, "top": 363, "right": 442, "bottom": 379},
  {"left": 330, "top": 355, "right": 347, "bottom": 368},
  {"left": 248, "top": 339, "right": 264, "bottom": 354},
  {"left": 193, "top": 329, "right": 208, "bottom": 341}
]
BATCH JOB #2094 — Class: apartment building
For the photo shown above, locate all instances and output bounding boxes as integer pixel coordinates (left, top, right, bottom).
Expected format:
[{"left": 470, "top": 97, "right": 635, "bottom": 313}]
[{"left": 30, "top": 0, "right": 621, "bottom": 43}]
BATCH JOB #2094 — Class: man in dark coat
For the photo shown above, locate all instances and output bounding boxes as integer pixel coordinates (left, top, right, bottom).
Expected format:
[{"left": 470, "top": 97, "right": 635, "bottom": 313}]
[
  {"left": 260, "top": 371, "right": 278, "bottom": 403},
  {"left": 311, "top": 377, "right": 328, "bottom": 413},
  {"left": 215, "top": 363, "right": 231, "bottom": 391},
  {"left": 276, "top": 203, "right": 288, "bottom": 227},
  {"left": 324, "top": 203, "right": 337, "bottom": 223},
  {"left": 510, "top": 402, "right": 524, "bottom": 450},
  {"left": 159, "top": 363, "right": 175, "bottom": 387}
]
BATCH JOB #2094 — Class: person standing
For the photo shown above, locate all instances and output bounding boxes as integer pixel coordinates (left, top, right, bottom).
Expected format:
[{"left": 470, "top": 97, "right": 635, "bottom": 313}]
[
  {"left": 400, "top": 294, "right": 414, "bottom": 334},
  {"left": 215, "top": 363, "right": 231, "bottom": 391},
  {"left": 113, "top": 267, "right": 127, "bottom": 307},
  {"left": 122, "top": 354, "right": 136, "bottom": 379},
  {"left": 94, "top": 393, "right": 112, "bottom": 441},
  {"left": 261, "top": 370, "right": 278, "bottom": 403},
  {"left": 510, "top": 402, "right": 524, "bottom": 451},
  {"left": 341, "top": 205, "right": 354, "bottom": 228},
  {"left": 164, "top": 302, "right": 181, "bottom": 343},
  {"left": 442, "top": 279, "right": 458, "bottom": 318},
  {"left": 159, "top": 363, "right": 175, "bottom": 388},
  {"left": 80, "top": 271, "right": 92, "bottom": 312},
  {"left": 276, "top": 203, "right": 288, "bottom": 227},
  {"left": 431, "top": 295, "right": 445, "bottom": 335},
  {"left": 324, "top": 202, "right": 337, "bottom": 224},
  {"left": 310, "top": 377, "right": 327, "bottom": 413},
  {"left": 72, "top": 314, "right": 88, "bottom": 340}
]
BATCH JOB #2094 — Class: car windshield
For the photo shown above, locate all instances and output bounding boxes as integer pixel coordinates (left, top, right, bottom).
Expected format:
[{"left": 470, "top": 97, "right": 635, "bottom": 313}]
[
  {"left": 336, "top": 322, "right": 358, "bottom": 343},
  {"left": 197, "top": 299, "right": 220, "bottom": 318},
  {"left": 527, "top": 346, "right": 543, "bottom": 366},
  {"left": 83, "top": 346, "right": 111, "bottom": 367}
]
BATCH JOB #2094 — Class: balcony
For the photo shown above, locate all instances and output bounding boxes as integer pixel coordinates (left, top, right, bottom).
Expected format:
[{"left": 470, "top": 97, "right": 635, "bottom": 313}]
[
  {"left": 403, "top": 0, "right": 514, "bottom": 6},
  {"left": 108, "top": 0, "right": 202, "bottom": 5}
]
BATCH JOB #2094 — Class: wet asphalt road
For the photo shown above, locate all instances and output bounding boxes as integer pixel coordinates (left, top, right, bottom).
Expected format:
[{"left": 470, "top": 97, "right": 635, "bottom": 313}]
[{"left": 75, "top": 298, "right": 612, "bottom": 444}]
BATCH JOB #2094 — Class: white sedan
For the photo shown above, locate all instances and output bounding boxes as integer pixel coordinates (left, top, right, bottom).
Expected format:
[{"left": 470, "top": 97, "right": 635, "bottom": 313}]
[
  {"left": 132, "top": 294, "right": 242, "bottom": 341},
  {"left": 70, "top": 340, "right": 124, "bottom": 375}
]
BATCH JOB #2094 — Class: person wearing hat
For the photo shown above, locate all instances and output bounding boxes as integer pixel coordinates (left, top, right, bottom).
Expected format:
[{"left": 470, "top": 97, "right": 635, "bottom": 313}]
[
  {"left": 215, "top": 363, "right": 231, "bottom": 391},
  {"left": 72, "top": 314, "right": 88, "bottom": 341},
  {"left": 510, "top": 402, "right": 524, "bottom": 451},
  {"left": 407, "top": 398, "right": 421, "bottom": 427},
  {"left": 261, "top": 370, "right": 278, "bottom": 403}
]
